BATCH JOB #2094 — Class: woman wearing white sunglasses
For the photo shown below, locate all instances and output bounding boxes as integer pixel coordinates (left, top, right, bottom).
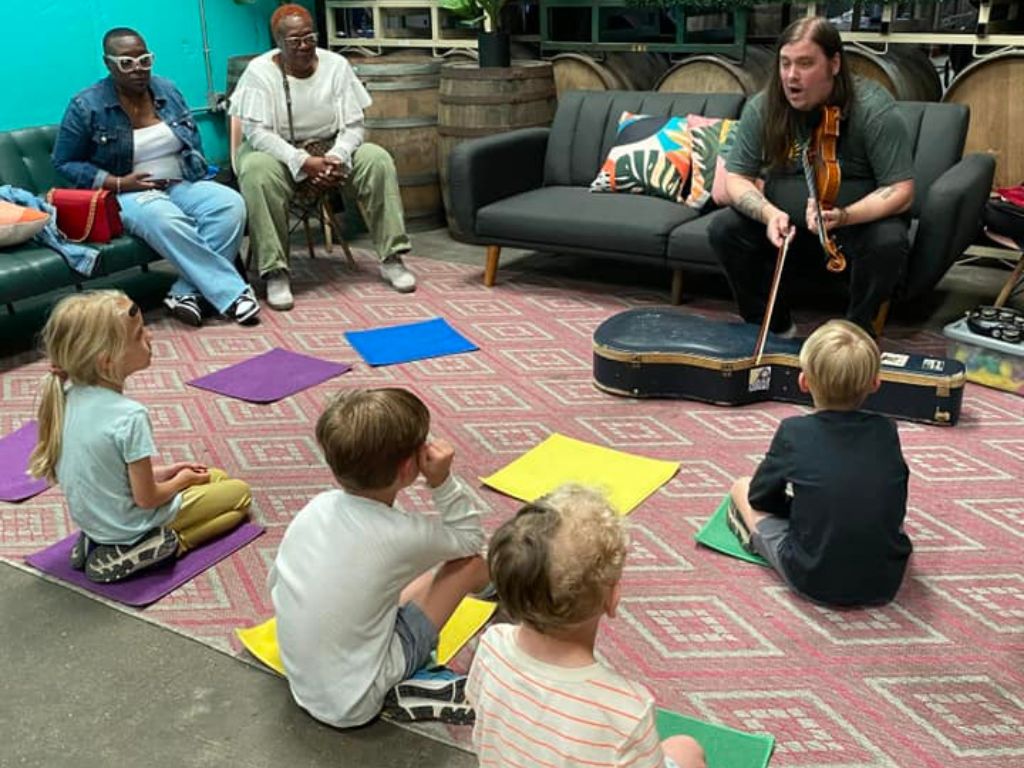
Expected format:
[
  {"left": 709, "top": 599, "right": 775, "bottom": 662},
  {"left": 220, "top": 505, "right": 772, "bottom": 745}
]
[{"left": 52, "top": 27, "right": 260, "bottom": 328}]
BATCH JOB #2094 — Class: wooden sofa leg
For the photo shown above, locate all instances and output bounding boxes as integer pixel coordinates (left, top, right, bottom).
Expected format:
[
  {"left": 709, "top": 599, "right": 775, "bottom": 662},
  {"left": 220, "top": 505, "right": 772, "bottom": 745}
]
[
  {"left": 872, "top": 299, "right": 891, "bottom": 338},
  {"left": 484, "top": 246, "right": 501, "bottom": 287},
  {"left": 670, "top": 269, "right": 684, "bottom": 305}
]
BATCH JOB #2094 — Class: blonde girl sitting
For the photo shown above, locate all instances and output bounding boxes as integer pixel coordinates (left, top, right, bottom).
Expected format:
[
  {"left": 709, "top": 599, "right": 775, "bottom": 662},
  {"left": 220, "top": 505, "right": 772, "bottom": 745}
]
[{"left": 29, "top": 291, "right": 252, "bottom": 583}]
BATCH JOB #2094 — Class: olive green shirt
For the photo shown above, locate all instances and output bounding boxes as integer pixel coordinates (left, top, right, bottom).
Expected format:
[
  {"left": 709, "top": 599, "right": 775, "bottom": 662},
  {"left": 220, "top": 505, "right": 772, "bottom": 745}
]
[{"left": 725, "top": 78, "right": 914, "bottom": 218}]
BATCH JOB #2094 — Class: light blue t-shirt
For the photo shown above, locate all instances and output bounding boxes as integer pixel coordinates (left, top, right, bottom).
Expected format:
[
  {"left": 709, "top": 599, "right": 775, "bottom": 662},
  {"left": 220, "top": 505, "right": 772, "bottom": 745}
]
[{"left": 56, "top": 385, "right": 180, "bottom": 544}]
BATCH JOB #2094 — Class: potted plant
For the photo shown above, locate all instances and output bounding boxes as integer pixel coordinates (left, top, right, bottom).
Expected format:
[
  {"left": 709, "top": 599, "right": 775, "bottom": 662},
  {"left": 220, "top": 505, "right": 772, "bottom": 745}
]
[{"left": 439, "top": 0, "right": 511, "bottom": 68}]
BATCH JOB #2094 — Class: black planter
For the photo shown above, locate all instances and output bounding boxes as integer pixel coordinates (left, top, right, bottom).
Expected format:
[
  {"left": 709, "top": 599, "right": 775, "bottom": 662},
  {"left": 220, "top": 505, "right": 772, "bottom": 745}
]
[{"left": 478, "top": 31, "right": 511, "bottom": 68}]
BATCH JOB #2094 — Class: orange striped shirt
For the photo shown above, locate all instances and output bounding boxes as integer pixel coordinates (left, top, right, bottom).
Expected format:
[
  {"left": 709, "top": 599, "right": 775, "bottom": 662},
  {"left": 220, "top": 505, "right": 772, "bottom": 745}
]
[{"left": 467, "top": 624, "right": 667, "bottom": 767}]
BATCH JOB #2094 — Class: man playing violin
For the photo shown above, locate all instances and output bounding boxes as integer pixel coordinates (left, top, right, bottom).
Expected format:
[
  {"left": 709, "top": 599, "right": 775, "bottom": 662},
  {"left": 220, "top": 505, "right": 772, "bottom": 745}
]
[{"left": 709, "top": 17, "right": 914, "bottom": 337}]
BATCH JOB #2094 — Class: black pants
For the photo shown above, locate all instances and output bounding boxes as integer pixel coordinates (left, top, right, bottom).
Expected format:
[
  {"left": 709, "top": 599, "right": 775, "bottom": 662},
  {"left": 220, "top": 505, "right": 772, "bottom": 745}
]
[{"left": 708, "top": 208, "right": 909, "bottom": 335}]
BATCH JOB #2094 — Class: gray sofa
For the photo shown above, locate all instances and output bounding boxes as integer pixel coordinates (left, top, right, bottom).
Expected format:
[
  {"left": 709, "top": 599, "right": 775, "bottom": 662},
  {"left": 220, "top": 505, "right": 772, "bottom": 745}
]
[
  {"left": 449, "top": 90, "right": 744, "bottom": 301},
  {"left": 449, "top": 90, "right": 995, "bottom": 306}
]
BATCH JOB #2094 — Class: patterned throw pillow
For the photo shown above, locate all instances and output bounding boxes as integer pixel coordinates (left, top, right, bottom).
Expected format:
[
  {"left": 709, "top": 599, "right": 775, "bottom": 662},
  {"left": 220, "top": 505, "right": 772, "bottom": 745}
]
[
  {"left": 684, "top": 114, "right": 739, "bottom": 210},
  {"left": 0, "top": 200, "right": 49, "bottom": 248},
  {"left": 590, "top": 112, "right": 692, "bottom": 203}
]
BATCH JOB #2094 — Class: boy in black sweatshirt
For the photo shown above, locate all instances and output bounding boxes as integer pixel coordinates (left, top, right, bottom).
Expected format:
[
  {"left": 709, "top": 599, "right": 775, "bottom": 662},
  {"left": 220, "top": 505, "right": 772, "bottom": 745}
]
[{"left": 729, "top": 320, "right": 912, "bottom": 606}]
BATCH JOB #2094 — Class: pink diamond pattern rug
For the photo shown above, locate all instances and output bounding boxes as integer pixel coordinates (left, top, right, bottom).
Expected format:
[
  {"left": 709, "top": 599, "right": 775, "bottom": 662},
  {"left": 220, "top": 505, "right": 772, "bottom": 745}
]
[{"left": 2, "top": 251, "right": 1023, "bottom": 767}]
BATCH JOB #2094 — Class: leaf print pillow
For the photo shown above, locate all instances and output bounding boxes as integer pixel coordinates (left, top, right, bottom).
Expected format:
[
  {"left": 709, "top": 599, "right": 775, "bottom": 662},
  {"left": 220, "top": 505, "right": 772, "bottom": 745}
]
[
  {"left": 684, "top": 114, "right": 739, "bottom": 210},
  {"left": 590, "top": 112, "right": 693, "bottom": 204}
]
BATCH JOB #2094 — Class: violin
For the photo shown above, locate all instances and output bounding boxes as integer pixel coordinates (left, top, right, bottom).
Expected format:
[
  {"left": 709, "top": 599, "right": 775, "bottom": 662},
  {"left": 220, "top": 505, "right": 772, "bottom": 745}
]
[{"left": 801, "top": 105, "right": 847, "bottom": 273}]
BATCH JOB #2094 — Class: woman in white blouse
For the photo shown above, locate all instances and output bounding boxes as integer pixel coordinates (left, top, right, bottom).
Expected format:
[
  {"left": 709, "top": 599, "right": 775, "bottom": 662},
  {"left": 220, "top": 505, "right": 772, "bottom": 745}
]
[{"left": 229, "top": 4, "right": 416, "bottom": 310}]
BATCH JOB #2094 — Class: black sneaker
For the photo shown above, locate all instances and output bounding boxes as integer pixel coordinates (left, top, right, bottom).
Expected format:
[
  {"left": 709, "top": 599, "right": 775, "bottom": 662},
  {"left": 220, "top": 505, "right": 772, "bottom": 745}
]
[
  {"left": 726, "top": 499, "right": 756, "bottom": 555},
  {"left": 384, "top": 696, "right": 475, "bottom": 725},
  {"left": 227, "top": 288, "right": 260, "bottom": 326},
  {"left": 385, "top": 670, "right": 474, "bottom": 725},
  {"left": 69, "top": 531, "right": 96, "bottom": 571},
  {"left": 164, "top": 294, "right": 203, "bottom": 327},
  {"left": 84, "top": 527, "right": 179, "bottom": 584},
  {"left": 394, "top": 669, "right": 468, "bottom": 703}
]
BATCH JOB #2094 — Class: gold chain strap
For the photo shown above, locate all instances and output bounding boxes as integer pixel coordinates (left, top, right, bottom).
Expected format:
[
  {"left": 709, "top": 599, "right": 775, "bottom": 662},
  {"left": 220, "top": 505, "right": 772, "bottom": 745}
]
[{"left": 46, "top": 189, "right": 101, "bottom": 243}]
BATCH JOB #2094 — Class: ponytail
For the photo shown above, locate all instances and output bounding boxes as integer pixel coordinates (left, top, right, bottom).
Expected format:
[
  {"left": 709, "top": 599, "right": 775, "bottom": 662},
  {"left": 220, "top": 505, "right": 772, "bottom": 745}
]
[{"left": 28, "top": 372, "right": 68, "bottom": 483}]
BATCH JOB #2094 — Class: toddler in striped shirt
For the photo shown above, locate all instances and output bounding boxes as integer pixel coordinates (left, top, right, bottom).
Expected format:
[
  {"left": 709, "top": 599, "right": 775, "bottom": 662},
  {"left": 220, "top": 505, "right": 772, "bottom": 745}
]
[{"left": 467, "top": 485, "right": 705, "bottom": 768}]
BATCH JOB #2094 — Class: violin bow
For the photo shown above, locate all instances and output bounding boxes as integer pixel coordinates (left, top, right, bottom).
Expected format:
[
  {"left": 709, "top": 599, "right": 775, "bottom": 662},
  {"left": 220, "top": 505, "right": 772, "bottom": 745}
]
[{"left": 754, "top": 228, "right": 794, "bottom": 366}]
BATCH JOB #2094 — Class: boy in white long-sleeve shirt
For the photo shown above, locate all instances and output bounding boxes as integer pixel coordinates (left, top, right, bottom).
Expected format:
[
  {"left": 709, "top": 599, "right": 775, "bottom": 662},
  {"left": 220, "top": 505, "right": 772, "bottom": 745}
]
[{"left": 270, "top": 387, "right": 489, "bottom": 728}]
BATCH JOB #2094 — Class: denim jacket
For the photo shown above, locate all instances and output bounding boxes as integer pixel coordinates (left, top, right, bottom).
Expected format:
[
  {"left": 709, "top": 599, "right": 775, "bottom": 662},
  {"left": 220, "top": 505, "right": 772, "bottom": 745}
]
[{"left": 52, "top": 75, "right": 208, "bottom": 188}]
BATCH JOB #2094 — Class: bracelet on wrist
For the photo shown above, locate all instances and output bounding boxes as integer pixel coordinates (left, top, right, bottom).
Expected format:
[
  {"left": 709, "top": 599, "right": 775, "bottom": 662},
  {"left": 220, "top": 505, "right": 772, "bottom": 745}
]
[{"left": 115, "top": 176, "right": 122, "bottom": 194}]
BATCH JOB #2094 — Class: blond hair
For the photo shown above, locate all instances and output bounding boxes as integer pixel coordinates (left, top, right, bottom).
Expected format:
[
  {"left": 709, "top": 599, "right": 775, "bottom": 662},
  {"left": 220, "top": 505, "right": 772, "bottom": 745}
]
[
  {"left": 488, "top": 484, "right": 627, "bottom": 634},
  {"left": 28, "top": 291, "right": 136, "bottom": 483},
  {"left": 799, "top": 319, "right": 880, "bottom": 410},
  {"left": 315, "top": 388, "right": 430, "bottom": 490}
]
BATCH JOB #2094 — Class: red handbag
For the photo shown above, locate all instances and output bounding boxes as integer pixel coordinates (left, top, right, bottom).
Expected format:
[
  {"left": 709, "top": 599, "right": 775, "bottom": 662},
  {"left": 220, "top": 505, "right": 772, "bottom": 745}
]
[{"left": 45, "top": 188, "right": 123, "bottom": 243}]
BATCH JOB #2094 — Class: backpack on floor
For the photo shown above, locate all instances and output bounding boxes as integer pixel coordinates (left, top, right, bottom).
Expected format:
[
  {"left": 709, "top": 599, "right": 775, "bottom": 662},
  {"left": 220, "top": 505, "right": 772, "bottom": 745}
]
[{"left": 984, "top": 185, "right": 1024, "bottom": 249}]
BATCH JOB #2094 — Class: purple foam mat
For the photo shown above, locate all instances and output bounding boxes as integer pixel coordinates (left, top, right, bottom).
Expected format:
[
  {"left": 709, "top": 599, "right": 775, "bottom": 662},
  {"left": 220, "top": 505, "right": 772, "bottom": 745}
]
[
  {"left": 0, "top": 421, "right": 50, "bottom": 502},
  {"left": 187, "top": 348, "right": 351, "bottom": 403},
  {"left": 24, "top": 523, "right": 264, "bottom": 607}
]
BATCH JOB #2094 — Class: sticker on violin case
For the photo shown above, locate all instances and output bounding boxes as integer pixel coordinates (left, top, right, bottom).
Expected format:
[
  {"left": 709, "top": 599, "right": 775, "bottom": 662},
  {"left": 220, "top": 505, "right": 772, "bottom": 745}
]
[
  {"left": 881, "top": 352, "right": 909, "bottom": 367},
  {"left": 748, "top": 366, "right": 771, "bottom": 393}
]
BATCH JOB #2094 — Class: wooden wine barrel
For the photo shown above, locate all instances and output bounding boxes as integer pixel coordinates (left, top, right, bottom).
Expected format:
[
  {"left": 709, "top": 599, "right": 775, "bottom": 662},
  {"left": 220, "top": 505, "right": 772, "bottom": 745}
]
[
  {"left": 655, "top": 46, "right": 774, "bottom": 97},
  {"left": 351, "top": 56, "right": 444, "bottom": 231},
  {"left": 844, "top": 45, "right": 942, "bottom": 102},
  {"left": 551, "top": 52, "right": 669, "bottom": 97},
  {"left": 551, "top": 53, "right": 619, "bottom": 94},
  {"left": 943, "top": 52, "right": 1024, "bottom": 188},
  {"left": 438, "top": 60, "right": 556, "bottom": 238},
  {"left": 604, "top": 52, "right": 671, "bottom": 91},
  {"left": 552, "top": 51, "right": 671, "bottom": 96}
]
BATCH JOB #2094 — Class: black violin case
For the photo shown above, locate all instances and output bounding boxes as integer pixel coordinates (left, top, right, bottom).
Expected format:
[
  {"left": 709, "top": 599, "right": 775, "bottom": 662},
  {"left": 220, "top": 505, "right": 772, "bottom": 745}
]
[{"left": 593, "top": 309, "right": 965, "bottom": 426}]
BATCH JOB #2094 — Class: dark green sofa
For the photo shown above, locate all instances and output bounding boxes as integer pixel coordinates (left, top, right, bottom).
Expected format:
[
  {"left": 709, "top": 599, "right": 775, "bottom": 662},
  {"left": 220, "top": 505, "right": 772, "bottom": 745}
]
[{"left": 0, "top": 125, "right": 172, "bottom": 351}]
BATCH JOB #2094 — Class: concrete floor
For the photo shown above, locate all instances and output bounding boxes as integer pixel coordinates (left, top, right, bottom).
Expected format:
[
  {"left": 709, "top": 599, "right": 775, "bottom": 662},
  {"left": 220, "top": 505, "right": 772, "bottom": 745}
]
[{"left": 1, "top": 226, "right": 1020, "bottom": 767}]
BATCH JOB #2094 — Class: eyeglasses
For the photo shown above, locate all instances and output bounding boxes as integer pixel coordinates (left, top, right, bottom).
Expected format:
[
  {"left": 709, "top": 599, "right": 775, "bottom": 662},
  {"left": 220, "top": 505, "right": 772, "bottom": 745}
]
[
  {"left": 283, "top": 33, "right": 318, "bottom": 50},
  {"left": 105, "top": 53, "right": 155, "bottom": 73}
]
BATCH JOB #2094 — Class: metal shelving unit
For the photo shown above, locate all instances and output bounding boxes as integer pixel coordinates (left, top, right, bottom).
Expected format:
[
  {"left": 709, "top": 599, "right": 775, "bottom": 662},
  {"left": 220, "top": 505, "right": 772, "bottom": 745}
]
[{"left": 324, "top": 0, "right": 481, "bottom": 53}]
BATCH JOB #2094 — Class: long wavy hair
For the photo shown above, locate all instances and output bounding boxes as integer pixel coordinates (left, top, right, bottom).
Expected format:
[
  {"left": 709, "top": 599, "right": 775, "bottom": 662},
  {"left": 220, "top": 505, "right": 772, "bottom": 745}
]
[{"left": 762, "top": 17, "right": 854, "bottom": 170}]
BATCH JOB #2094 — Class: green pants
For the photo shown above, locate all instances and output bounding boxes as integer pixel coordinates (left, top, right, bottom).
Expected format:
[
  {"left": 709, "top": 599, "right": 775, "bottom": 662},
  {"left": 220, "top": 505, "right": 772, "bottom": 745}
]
[
  {"left": 237, "top": 141, "right": 411, "bottom": 277},
  {"left": 171, "top": 468, "right": 250, "bottom": 555}
]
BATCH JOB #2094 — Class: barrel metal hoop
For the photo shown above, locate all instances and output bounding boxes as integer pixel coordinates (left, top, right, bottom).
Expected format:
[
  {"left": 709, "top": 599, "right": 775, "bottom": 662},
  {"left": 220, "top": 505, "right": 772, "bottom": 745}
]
[
  {"left": 363, "top": 79, "right": 440, "bottom": 91},
  {"left": 436, "top": 119, "right": 552, "bottom": 138},
  {"left": 352, "top": 63, "right": 442, "bottom": 76},
  {"left": 364, "top": 117, "right": 439, "bottom": 129},
  {"left": 440, "top": 65, "right": 553, "bottom": 81},
  {"left": 439, "top": 89, "right": 557, "bottom": 105}
]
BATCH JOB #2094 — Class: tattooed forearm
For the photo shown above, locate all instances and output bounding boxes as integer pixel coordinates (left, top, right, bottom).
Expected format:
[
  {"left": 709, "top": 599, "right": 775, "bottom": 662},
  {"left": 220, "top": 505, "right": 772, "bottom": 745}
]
[
  {"left": 736, "top": 190, "right": 768, "bottom": 222},
  {"left": 873, "top": 185, "right": 897, "bottom": 200}
]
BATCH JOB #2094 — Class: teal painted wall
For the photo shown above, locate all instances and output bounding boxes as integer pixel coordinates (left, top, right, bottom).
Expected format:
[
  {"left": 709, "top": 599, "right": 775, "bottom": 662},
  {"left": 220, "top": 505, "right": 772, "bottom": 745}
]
[{"left": 1, "top": 0, "right": 315, "bottom": 164}]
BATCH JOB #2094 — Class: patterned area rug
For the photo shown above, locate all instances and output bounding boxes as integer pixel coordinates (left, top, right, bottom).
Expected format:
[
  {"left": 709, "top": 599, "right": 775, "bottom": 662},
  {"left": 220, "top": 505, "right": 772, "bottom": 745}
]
[{"left": 2, "top": 251, "right": 1022, "bottom": 767}]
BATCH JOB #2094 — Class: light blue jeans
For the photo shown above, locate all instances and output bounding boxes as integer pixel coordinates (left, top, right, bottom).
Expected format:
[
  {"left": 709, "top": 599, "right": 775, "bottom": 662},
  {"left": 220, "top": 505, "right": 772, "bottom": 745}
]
[{"left": 117, "top": 181, "right": 248, "bottom": 314}]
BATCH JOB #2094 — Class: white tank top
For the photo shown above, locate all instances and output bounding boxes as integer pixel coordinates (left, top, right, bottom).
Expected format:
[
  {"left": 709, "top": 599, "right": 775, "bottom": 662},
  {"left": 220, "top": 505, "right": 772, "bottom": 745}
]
[{"left": 132, "top": 122, "right": 184, "bottom": 180}]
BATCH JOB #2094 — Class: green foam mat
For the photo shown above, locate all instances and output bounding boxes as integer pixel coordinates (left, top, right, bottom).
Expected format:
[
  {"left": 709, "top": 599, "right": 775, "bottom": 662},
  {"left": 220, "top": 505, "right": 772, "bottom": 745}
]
[
  {"left": 694, "top": 496, "right": 769, "bottom": 566},
  {"left": 657, "top": 708, "right": 774, "bottom": 768}
]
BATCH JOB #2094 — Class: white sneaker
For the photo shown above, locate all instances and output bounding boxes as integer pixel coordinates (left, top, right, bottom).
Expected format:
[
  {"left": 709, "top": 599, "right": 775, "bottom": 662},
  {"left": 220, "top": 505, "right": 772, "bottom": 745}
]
[
  {"left": 380, "top": 255, "right": 416, "bottom": 293},
  {"left": 265, "top": 270, "right": 294, "bottom": 311}
]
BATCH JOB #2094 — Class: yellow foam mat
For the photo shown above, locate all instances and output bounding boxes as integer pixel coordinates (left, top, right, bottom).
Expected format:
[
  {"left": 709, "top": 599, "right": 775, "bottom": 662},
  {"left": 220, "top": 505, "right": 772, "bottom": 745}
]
[
  {"left": 480, "top": 433, "right": 679, "bottom": 515},
  {"left": 235, "top": 616, "right": 285, "bottom": 675},
  {"left": 437, "top": 596, "right": 497, "bottom": 665},
  {"left": 237, "top": 596, "right": 497, "bottom": 675}
]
